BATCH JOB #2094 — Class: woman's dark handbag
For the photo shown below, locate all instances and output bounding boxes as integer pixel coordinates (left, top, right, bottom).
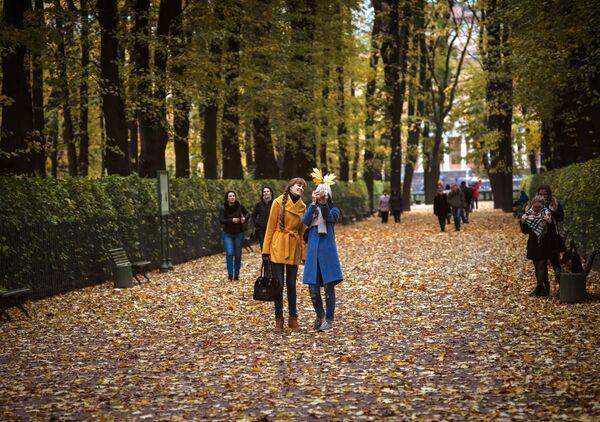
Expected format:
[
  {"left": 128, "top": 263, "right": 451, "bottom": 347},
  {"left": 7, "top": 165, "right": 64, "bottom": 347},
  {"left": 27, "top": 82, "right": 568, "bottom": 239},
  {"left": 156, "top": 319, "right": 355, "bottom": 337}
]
[{"left": 253, "top": 261, "right": 280, "bottom": 301}]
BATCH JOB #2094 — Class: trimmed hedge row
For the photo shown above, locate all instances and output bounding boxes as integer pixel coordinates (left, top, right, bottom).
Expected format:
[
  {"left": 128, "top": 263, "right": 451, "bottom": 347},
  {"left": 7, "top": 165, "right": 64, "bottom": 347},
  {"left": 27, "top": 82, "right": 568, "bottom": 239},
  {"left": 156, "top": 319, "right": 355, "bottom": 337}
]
[
  {"left": 522, "top": 157, "right": 600, "bottom": 255},
  {"left": 0, "top": 176, "right": 369, "bottom": 298}
]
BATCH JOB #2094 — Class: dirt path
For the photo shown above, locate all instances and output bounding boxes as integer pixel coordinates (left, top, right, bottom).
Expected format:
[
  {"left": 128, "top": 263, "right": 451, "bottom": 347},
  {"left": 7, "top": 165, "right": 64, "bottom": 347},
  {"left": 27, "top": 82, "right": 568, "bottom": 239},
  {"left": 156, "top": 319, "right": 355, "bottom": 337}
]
[{"left": 1, "top": 205, "right": 599, "bottom": 420}]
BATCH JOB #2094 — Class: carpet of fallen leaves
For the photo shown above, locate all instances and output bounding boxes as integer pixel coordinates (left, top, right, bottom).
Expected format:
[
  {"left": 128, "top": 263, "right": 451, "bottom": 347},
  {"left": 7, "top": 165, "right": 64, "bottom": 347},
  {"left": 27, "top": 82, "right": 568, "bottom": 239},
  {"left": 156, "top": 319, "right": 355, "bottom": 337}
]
[{"left": 1, "top": 204, "right": 600, "bottom": 421}]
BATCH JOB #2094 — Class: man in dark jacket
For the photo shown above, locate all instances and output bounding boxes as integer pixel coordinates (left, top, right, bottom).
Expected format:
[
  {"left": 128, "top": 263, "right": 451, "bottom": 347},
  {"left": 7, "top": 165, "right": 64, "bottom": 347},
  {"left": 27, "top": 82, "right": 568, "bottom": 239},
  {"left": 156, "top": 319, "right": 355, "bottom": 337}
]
[
  {"left": 251, "top": 186, "right": 274, "bottom": 249},
  {"left": 460, "top": 181, "right": 474, "bottom": 223},
  {"left": 448, "top": 184, "right": 466, "bottom": 231}
]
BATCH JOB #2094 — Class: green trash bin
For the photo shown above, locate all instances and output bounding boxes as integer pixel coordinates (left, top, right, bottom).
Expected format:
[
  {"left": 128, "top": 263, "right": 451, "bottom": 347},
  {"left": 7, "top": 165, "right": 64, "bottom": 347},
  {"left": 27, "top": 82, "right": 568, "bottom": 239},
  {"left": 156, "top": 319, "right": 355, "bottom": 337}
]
[
  {"left": 113, "top": 264, "right": 134, "bottom": 288},
  {"left": 559, "top": 272, "right": 587, "bottom": 303}
]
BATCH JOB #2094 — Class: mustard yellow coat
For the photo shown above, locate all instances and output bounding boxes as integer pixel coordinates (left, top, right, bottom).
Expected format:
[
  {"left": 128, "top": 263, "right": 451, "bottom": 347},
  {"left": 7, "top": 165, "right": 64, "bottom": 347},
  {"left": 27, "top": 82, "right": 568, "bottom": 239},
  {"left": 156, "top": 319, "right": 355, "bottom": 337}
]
[{"left": 262, "top": 194, "right": 307, "bottom": 265}]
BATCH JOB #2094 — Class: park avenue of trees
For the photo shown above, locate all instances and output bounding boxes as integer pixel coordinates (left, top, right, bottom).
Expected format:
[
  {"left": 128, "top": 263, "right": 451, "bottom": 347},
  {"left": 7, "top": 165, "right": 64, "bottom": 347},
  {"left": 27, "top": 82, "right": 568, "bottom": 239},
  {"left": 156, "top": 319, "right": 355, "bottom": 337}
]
[{"left": 1, "top": 0, "right": 599, "bottom": 210}]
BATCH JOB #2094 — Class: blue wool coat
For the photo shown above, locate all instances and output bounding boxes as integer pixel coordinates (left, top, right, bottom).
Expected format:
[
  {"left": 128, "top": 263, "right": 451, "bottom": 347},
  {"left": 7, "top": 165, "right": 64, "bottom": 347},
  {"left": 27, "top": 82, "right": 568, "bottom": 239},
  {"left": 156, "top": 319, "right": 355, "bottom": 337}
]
[{"left": 301, "top": 203, "right": 343, "bottom": 285}]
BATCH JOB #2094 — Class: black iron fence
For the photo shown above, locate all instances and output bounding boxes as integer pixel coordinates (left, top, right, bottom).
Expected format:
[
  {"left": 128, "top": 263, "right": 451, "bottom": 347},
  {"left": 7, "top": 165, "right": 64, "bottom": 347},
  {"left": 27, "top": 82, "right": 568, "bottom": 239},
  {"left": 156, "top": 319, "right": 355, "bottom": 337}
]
[{"left": 0, "top": 209, "right": 223, "bottom": 299}]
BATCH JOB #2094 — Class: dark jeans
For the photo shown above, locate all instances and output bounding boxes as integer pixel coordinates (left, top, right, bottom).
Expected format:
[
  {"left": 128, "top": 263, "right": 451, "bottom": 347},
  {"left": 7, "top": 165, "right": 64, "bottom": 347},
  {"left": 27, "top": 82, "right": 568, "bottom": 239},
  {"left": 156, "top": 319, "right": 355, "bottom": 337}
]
[
  {"left": 393, "top": 210, "right": 401, "bottom": 223},
  {"left": 380, "top": 211, "right": 389, "bottom": 223},
  {"left": 271, "top": 262, "right": 298, "bottom": 318},
  {"left": 256, "top": 228, "right": 266, "bottom": 250},
  {"left": 452, "top": 207, "right": 463, "bottom": 230},
  {"left": 308, "top": 264, "right": 336, "bottom": 321},
  {"left": 222, "top": 232, "right": 244, "bottom": 277},
  {"left": 437, "top": 214, "right": 446, "bottom": 231}
]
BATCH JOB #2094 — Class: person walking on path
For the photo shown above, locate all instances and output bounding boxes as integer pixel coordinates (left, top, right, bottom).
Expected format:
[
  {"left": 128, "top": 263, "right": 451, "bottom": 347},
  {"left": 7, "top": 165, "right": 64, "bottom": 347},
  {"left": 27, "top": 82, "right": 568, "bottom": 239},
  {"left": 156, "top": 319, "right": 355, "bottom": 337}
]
[
  {"left": 537, "top": 184, "right": 565, "bottom": 291},
  {"left": 302, "top": 171, "right": 343, "bottom": 332},
  {"left": 390, "top": 190, "right": 403, "bottom": 223},
  {"left": 433, "top": 186, "right": 451, "bottom": 232},
  {"left": 251, "top": 186, "right": 274, "bottom": 249},
  {"left": 472, "top": 179, "right": 482, "bottom": 209},
  {"left": 447, "top": 184, "right": 466, "bottom": 231},
  {"left": 262, "top": 178, "right": 307, "bottom": 333},
  {"left": 219, "top": 191, "right": 250, "bottom": 281},
  {"left": 520, "top": 195, "right": 555, "bottom": 296},
  {"left": 460, "top": 181, "right": 474, "bottom": 223},
  {"left": 379, "top": 191, "right": 390, "bottom": 223}
]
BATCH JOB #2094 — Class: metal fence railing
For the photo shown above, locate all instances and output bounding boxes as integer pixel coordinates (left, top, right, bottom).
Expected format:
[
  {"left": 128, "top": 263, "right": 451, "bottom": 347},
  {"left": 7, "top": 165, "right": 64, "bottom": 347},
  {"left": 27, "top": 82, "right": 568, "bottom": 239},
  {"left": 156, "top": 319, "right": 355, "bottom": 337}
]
[{"left": 0, "top": 209, "right": 224, "bottom": 300}]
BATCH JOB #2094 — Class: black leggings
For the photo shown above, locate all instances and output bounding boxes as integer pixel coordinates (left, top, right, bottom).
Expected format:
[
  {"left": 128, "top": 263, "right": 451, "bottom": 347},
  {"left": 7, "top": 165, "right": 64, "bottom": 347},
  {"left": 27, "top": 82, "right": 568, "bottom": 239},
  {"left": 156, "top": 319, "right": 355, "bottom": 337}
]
[{"left": 533, "top": 259, "right": 549, "bottom": 294}]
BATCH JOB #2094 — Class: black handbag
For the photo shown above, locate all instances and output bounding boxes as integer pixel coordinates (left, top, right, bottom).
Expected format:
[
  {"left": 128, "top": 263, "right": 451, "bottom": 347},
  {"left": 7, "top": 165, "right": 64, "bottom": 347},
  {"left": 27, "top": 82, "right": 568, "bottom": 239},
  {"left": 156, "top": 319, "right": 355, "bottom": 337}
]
[{"left": 253, "top": 261, "right": 280, "bottom": 302}]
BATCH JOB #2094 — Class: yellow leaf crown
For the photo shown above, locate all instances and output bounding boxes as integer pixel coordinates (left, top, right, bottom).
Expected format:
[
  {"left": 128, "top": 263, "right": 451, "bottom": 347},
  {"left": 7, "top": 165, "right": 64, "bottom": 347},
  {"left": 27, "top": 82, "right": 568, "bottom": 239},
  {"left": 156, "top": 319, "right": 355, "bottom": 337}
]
[{"left": 310, "top": 168, "right": 336, "bottom": 187}]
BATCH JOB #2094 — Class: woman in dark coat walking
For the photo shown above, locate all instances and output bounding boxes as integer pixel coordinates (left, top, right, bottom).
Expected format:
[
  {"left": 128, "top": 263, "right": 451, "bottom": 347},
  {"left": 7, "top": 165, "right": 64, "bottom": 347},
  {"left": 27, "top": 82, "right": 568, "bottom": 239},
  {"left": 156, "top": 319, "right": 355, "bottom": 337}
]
[
  {"left": 520, "top": 195, "right": 556, "bottom": 296},
  {"left": 219, "top": 191, "right": 250, "bottom": 281},
  {"left": 433, "top": 186, "right": 450, "bottom": 232},
  {"left": 536, "top": 184, "right": 564, "bottom": 290},
  {"left": 389, "top": 190, "right": 403, "bottom": 223},
  {"left": 251, "top": 186, "right": 274, "bottom": 249}
]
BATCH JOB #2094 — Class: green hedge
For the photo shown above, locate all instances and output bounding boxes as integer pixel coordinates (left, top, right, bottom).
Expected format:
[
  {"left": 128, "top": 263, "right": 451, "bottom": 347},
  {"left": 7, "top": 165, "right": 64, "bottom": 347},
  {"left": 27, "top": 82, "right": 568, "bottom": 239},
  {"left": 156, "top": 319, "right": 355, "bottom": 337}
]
[
  {"left": 0, "top": 176, "right": 369, "bottom": 298},
  {"left": 522, "top": 157, "right": 600, "bottom": 254}
]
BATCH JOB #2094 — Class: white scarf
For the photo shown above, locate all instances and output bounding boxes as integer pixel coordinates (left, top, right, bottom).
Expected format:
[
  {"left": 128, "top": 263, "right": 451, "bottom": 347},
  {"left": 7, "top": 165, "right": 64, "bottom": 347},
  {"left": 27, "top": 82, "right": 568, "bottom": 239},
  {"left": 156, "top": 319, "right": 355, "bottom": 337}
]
[{"left": 310, "top": 205, "right": 328, "bottom": 235}]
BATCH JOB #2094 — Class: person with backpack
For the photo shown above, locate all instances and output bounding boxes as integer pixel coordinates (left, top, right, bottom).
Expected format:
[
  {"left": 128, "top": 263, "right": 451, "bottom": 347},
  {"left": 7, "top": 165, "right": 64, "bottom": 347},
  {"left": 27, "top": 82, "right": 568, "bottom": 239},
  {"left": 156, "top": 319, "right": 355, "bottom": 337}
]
[{"left": 447, "top": 184, "right": 466, "bottom": 231}]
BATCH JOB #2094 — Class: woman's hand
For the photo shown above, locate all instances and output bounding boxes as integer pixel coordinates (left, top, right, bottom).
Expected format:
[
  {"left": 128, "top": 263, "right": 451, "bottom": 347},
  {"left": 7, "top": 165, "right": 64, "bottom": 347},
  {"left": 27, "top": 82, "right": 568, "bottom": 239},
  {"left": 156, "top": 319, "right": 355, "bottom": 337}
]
[
  {"left": 240, "top": 216, "right": 245, "bottom": 223},
  {"left": 232, "top": 217, "right": 240, "bottom": 223},
  {"left": 520, "top": 214, "right": 528, "bottom": 223},
  {"left": 311, "top": 190, "right": 319, "bottom": 204},
  {"left": 543, "top": 214, "right": 552, "bottom": 223},
  {"left": 318, "top": 190, "right": 327, "bottom": 204}
]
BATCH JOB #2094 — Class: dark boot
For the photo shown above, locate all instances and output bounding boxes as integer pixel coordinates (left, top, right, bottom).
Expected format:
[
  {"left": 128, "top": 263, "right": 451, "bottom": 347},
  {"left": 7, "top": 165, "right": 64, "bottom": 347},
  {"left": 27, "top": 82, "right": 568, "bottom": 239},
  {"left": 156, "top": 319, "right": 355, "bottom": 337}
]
[
  {"left": 275, "top": 317, "right": 284, "bottom": 333},
  {"left": 288, "top": 316, "right": 299, "bottom": 331}
]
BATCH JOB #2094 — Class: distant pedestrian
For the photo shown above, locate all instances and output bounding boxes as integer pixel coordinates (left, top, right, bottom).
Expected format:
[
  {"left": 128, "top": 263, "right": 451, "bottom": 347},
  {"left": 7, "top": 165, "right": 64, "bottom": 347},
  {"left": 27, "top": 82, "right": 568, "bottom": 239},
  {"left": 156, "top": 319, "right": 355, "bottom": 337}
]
[
  {"left": 472, "top": 179, "right": 482, "bottom": 209},
  {"left": 390, "top": 189, "right": 403, "bottom": 223},
  {"left": 433, "top": 186, "right": 450, "bottom": 232},
  {"left": 379, "top": 191, "right": 390, "bottom": 223},
  {"left": 251, "top": 186, "right": 274, "bottom": 249},
  {"left": 219, "top": 191, "right": 250, "bottom": 281},
  {"left": 447, "top": 184, "right": 466, "bottom": 231},
  {"left": 460, "top": 181, "right": 474, "bottom": 223},
  {"left": 302, "top": 173, "right": 343, "bottom": 332},
  {"left": 262, "top": 178, "right": 307, "bottom": 333},
  {"left": 520, "top": 195, "right": 555, "bottom": 296}
]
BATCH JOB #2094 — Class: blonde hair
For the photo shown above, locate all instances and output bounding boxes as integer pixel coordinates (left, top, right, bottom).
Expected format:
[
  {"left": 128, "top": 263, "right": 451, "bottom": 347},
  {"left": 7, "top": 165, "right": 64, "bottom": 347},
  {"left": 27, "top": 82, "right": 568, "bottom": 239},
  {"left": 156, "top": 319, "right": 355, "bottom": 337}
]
[{"left": 279, "top": 177, "right": 306, "bottom": 230}]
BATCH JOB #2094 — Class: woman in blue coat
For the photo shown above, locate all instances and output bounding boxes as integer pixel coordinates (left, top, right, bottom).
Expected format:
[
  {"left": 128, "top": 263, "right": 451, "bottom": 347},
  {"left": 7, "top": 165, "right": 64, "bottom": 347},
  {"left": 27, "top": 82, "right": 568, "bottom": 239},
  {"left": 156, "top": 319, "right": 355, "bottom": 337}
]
[{"left": 301, "top": 184, "right": 343, "bottom": 332}]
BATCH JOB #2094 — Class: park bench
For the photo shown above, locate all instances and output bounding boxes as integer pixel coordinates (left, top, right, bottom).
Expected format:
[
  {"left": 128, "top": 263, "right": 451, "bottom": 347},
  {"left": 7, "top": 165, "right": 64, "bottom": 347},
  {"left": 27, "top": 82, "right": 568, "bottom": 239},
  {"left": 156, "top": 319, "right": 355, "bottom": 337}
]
[
  {"left": 108, "top": 248, "right": 151, "bottom": 286},
  {"left": 0, "top": 284, "right": 31, "bottom": 322}
]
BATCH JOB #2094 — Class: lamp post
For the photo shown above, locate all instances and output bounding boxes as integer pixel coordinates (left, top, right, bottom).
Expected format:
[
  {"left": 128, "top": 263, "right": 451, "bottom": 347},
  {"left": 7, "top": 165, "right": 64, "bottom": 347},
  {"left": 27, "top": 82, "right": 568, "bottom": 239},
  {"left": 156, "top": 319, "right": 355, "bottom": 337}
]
[{"left": 157, "top": 170, "right": 173, "bottom": 272}]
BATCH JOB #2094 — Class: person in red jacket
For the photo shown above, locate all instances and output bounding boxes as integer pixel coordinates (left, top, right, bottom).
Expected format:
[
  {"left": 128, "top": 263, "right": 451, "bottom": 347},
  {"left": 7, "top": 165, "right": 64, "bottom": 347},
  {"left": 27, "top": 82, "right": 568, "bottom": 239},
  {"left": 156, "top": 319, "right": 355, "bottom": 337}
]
[{"left": 472, "top": 179, "right": 482, "bottom": 210}]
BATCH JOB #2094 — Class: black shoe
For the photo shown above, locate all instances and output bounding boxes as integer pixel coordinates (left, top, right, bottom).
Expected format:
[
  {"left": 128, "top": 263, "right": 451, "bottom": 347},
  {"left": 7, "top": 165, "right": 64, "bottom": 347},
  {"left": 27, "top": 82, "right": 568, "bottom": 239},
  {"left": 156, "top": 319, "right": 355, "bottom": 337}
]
[
  {"left": 233, "top": 276, "right": 239, "bottom": 281},
  {"left": 529, "top": 288, "right": 541, "bottom": 296}
]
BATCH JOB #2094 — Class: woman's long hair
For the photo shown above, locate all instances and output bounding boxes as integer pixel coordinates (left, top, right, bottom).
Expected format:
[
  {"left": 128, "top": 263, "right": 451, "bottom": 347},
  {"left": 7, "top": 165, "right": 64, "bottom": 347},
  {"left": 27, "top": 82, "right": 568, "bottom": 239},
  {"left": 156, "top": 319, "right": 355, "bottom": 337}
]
[
  {"left": 537, "top": 184, "right": 557, "bottom": 209},
  {"left": 279, "top": 178, "right": 306, "bottom": 230},
  {"left": 223, "top": 190, "right": 239, "bottom": 208}
]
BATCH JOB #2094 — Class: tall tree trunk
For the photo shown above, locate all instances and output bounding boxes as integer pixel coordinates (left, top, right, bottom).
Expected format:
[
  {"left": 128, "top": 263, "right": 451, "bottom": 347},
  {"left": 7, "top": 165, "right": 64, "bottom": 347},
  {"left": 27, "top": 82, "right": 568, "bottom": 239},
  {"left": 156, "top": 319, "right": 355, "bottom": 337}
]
[
  {"left": 171, "top": 0, "right": 190, "bottom": 178},
  {"left": 78, "top": 0, "right": 90, "bottom": 176},
  {"left": 381, "top": 0, "right": 411, "bottom": 194},
  {"left": 319, "top": 66, "right": 330, "bottom": 174},
  {"left": 97, "top": 0, "right": 130, "bottom": 175},
  {"left": 364, "top": 0, "right": 383, "bottom": 211},
  {"left": 0, "top": 1, "right": 33, "bottom": 175},
  {"left": 139, "top": 0, "right": 174, "bottom": 177},
  {"left": 132, "top": 0, "right": 151, "bottom": 174},
  {"left": 337, "top": 66, "right": 349, "bottom": 181},
  {"left": 201, "top": 21, "right": 221, "bottom": 179},
  {"left": 31, "top": 0, "right": 46, "bottom": 176},
  {"left": 283, "top": 0, "right": 318, "bottom": 179},
  {"left": 54, "top": 0, "right": 78, "bottom": 176},
  {"left": 253, "top": 113, "right": 279, "bottom": 178},
  {"left": 351, "top": 81, "right": 361, "bottom": 181},
  {"left": 220, "top": 2, "right": 243, "bottom": 179},
  {"left": 402, "top": 0, "right": 425, "bottom": 211},
  {"left": 484, "top": 0, "right": 513, "bottom": 211}
]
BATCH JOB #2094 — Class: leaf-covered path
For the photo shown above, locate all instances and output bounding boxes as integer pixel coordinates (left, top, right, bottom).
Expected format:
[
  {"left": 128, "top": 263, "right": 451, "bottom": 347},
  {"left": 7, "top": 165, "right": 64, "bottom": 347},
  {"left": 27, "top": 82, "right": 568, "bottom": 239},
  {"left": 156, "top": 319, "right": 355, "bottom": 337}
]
[{"left": 2, "top": 206, "right": 599, "bottom": 421}]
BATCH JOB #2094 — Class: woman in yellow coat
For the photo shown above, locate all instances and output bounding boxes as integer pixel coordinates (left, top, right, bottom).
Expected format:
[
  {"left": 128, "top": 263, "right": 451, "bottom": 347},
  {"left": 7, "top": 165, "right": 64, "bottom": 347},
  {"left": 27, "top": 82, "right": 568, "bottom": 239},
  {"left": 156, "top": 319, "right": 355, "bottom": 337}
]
[{"left": 262, "top": 177, "right": 307, "bottom": 333}]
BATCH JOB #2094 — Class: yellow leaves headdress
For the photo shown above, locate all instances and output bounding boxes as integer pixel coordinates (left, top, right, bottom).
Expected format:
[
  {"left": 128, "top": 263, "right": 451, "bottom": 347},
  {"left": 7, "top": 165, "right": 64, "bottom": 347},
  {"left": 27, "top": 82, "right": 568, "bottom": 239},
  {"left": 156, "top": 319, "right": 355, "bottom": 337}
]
[
  {"left": 310, "top": 168, "right": 336, "bottom": 187},
  {"left": 311, "top": 168, "right": 336, "bottom": 199}
]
